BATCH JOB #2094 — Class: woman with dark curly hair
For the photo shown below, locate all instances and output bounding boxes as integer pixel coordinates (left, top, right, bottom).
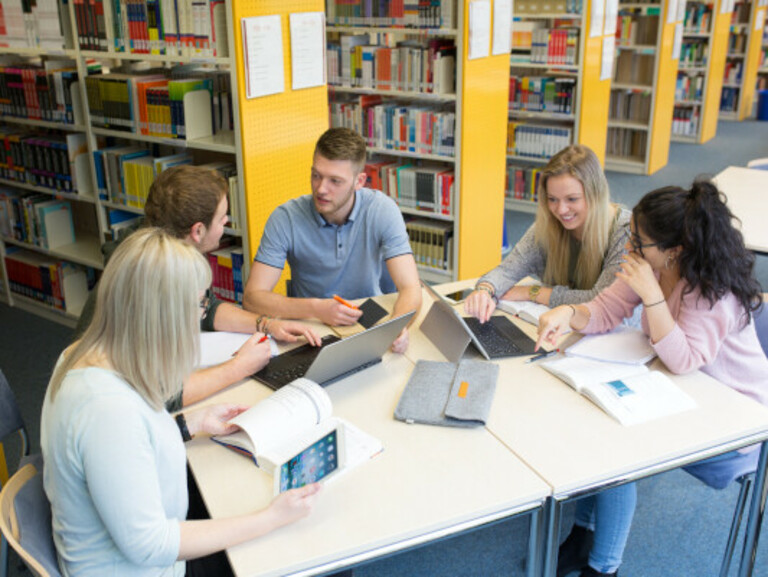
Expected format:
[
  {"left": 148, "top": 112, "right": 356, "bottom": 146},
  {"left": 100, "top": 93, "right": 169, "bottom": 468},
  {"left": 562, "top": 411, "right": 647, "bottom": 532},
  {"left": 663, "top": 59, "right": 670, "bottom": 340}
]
[{"left": 536, "top": 179, "right": 768, "bottom": 577}]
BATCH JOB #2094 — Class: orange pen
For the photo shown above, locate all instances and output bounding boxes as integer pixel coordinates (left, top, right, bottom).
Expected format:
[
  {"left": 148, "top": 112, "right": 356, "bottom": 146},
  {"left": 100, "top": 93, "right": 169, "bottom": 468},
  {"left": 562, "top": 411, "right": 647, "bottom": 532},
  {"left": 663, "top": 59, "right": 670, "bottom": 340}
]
[{"left": 333, "top": 294, "right": 360, "bottom": 310}]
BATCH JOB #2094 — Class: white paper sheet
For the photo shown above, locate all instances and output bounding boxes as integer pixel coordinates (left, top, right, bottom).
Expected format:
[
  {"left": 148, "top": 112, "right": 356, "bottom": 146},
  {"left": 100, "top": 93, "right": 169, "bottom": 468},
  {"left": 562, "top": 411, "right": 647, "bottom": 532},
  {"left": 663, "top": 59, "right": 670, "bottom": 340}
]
[
  {"left": 590, "top": 0, "right": 605, "bottom": 38},
  {"left": 242, "top": 15, "right": 285, "bottom": 99},
  {"left": 468, "top": 0, "right": 491, "bottom": 60},
  {"left": 672, "top": 22, "right": 683, "bottom": 60},
  {"left": 667, "top": 0, "right": 679, "bottom": 24},
  {"left": 492, "top": 0, "right": 512, "bottom": 56},
  {"left": 601, "top": 35, "right": 615, "bottom": 81},
  {"left": 290, "top": 12, "right": 326, "bottom": 90},
  {"left": 604, "top": 0, "right": 619, "bottom": 37}
]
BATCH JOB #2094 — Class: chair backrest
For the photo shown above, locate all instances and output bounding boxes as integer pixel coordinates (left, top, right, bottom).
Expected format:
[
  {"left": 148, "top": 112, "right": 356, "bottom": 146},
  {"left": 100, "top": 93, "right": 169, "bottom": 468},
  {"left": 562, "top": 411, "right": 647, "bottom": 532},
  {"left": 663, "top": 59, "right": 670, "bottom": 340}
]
[
  {"left": 0, "top": 463, "right": 60, "bottom": 577},
  {"left": 755, "top": 298, "right": 768, "bottom": 358},
  {"left": 0, "top": 369, "right": 29, "bottom": 487},
  {"left": 746, "top": 158, "right": 768, "bottom": 170}
]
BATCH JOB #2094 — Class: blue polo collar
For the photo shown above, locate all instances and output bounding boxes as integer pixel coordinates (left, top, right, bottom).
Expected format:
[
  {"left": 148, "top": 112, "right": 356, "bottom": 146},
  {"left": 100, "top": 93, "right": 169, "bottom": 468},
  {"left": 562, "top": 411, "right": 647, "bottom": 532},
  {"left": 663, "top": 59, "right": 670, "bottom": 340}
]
[{"left": 310, "top": 190, "right": 361, "bottom": 227}]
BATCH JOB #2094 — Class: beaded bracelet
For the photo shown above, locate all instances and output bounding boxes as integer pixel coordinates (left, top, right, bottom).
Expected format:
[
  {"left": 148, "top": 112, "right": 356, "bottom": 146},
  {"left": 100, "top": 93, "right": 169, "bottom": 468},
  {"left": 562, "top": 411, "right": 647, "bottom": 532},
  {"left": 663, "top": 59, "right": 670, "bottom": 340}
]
[{"left": 476, "top": 284, "right": 498, "bottom": 303}]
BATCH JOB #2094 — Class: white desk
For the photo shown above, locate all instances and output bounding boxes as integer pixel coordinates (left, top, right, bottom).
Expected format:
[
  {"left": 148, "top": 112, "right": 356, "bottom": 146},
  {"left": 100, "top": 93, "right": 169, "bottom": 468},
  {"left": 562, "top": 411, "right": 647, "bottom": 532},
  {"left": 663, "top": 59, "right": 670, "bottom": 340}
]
[
  {"left": 714, "top": 166, "right": 768, "bottom": 255},
  {"left": 186, "top": 353, "right": 550, "bottom": 577},
  {"left": 410, "top": 279, "right": 768, "bottom": 577}
]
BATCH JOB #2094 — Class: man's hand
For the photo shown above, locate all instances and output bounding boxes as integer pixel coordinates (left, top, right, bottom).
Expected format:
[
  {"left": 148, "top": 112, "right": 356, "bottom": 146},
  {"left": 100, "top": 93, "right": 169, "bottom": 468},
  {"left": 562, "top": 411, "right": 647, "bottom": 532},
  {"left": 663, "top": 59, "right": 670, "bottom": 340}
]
[
  {"left": 315, "top": 298, "right": 363, "bottom": 326},
  {"left": 390, "top": 327, "right": 409, "bottom": 353},
  {"left": 268, "top": 320, "right": 323, "bottom": 346}
]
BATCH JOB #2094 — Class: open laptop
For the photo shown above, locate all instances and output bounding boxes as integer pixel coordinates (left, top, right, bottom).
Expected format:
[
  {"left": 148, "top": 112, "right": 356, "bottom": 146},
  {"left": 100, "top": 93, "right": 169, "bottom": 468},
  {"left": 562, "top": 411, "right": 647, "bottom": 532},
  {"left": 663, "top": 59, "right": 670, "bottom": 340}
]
[
  {"left": 254, "top": 310, "right": 415, "bottom": 390},
  {"left": 420, "top": 282, "right": 536, "bottom": 362}
]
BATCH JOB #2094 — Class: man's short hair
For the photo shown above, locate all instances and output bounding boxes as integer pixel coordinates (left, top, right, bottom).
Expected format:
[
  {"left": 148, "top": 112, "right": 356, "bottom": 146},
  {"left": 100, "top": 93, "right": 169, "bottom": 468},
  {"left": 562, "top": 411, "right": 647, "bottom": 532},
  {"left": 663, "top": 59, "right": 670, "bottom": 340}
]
[
  {"left": 314, "top": 127, "right": 367, "bottom": 173},
  {"left": 144, "top": 165, "right": 227, "bottom": 238}
]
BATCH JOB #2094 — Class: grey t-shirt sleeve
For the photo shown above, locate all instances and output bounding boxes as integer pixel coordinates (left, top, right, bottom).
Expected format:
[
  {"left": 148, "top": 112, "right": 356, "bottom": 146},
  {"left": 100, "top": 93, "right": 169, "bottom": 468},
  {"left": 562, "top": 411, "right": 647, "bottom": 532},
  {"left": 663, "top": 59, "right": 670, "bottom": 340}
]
[
  {"left": 478, "top": 225, "right": 546, "bottom": 295},
  {"left": 254, "top": 206, "right": 292, "bottom": 269},
  {"left": 377, "top": 194, "right": 413, "bottom": 260},
  {"left": 548, "top": 208, "right": 631, "bottom": 306}
]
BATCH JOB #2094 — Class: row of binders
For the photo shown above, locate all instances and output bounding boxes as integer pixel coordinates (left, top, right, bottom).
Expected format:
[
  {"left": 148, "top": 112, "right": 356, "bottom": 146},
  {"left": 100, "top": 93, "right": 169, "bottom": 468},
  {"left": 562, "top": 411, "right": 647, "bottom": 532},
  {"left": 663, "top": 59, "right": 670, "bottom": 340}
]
[
  {"left": 679, "top": 40, "right": 709, "bottom": 68},
  {"left": 74, "top": 0, "right": 230, "bottom": 57},
  {"left": 364, "top": 158, "right": 454, "bottom": 217},
  {"left": 683, "top": 2, "right": 712, "bottom": 34},
  {"left": 207, "top": 242, "right": 244, "bottom": 305},
  {"left": 0, "top": 58, "right": 83, "bottom": 125},
  {"left": 675, "top": 73, "right": 704, "bottom": 103},
  {"left": 609, "top": 89, "right": 652, "bottom": 123},
  {"left": 606, "top": 127, "right": 648, "bottom": 160},
  {"left": 509, "top": 75, "right": 576, "bottom": 115},
  {"left": 3, "top": 247, "right": 93, "bottom": 314},
  {"left": 0, "top": 128, "right": 89, "bottom": 193},
  {"left": 84, "top": 68, "right": 233, "bottom": 139},
  {"left": 0, "top": 189, "right": 76, "bottom": 250},
  {"left": 671, "top": 105, "right": 700, "bottom": 137},
  {"left": 325, "top": 0, "right": 455, "bottom": 29},
  {"left": 327, "top": 35, "right": 456, "bottom": 95},
  {"left": 0, "top": 0, "right": 68, "bottom": 49},
  {"left": 330, "top": 95, "right": 456, "bottom": 158},
  {"left": 507, "top": 122, "right": 573, "bottom": 160},
  {"left": 405, "top": 219, "right": 453, "bottom": 272}
]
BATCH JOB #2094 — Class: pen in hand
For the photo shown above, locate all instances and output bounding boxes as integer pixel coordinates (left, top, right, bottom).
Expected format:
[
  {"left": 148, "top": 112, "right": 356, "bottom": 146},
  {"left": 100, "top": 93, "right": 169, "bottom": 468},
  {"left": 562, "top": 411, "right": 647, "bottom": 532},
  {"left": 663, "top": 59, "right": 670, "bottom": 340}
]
[
  {"left": 525, "top": 349, "right": 560, "bottom": 364},
  {"left": 333, "top": 294, "right": 360, "bottom": 310},
  {"left": 232, "top": 333, "right": 269, "bottom": 357}
]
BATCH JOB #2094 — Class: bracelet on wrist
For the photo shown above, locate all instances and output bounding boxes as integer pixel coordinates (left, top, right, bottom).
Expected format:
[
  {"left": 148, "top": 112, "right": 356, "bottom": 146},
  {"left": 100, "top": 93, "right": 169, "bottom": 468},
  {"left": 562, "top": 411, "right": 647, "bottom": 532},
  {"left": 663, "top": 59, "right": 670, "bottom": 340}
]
[
  {"left": 262, "top": 317, "right": 272, "bottom": 335},
  {"left": 567, "top": 304, "right": 577, "bottom": 319},
  {"left": 644, "top": 299, "right": 666, "bottom": 308},
  {"left": 476, "top": 284, "right": 497, "bottom": 303},
  {"left": 175, "top": 413, "right": 192, "bottom": 443}
]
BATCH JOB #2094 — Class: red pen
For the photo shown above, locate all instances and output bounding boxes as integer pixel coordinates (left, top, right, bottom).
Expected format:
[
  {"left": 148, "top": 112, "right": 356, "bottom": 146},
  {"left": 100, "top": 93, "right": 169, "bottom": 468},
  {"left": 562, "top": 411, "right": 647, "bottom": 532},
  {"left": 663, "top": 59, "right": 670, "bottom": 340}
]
[
  {"left": 333, "top": 294, "right": 360, "bottom": 310},
  {"left": 257, "top": 334, "right": 269, "bottom": 344}
]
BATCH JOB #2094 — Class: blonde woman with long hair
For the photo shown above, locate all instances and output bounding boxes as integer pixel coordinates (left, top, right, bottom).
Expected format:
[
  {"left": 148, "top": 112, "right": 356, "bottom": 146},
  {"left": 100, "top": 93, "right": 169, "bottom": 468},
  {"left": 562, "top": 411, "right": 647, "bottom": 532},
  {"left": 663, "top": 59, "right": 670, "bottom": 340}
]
[
  {"left": 465, "top": 145, "right": 630, "bottom": 323},
  {"left": 42, "top": 228, "right": 320, "bottom": 577}
]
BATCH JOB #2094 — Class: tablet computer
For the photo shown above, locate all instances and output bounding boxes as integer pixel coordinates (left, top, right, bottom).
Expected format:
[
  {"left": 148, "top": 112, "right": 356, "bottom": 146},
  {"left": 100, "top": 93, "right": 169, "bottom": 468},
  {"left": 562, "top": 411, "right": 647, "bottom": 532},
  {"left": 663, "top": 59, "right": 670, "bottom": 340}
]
[{"left": 273, "top": 420, "right": 346, "bottom": 495}]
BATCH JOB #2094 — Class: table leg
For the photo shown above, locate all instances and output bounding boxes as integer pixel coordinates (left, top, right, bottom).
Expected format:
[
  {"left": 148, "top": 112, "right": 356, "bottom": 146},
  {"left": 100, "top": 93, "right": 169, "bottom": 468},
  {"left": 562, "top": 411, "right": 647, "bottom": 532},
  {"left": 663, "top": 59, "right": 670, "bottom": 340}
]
[
  {"left": 737, "top": 441, "right": 768, "bottom": 577},
  {"left": 542, "top": 497, "right": 563, "bottom": 577},
  {"left": 527, "top": 508, "right": 542, "bottom": 577}
]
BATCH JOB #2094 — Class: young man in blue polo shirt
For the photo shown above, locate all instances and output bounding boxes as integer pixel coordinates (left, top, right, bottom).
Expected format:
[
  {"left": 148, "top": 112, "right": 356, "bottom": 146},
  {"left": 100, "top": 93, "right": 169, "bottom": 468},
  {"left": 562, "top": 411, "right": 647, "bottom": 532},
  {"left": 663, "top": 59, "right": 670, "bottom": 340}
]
[{"left": 243, "top": 127, "right": 422, "bottom": 353}]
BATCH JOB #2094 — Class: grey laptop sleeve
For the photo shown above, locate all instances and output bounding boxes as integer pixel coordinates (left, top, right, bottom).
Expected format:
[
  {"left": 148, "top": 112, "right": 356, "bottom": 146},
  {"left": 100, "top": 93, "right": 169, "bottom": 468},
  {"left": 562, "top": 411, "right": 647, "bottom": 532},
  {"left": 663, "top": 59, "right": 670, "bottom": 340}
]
[{"left": 394, "top": 360, "right": 499, "bottom": 428}]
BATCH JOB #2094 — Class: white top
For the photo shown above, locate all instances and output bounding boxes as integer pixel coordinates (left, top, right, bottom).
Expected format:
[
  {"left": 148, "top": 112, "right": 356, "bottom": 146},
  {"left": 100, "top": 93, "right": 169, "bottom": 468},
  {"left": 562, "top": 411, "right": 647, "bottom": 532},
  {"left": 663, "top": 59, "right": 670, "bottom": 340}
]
[{"left": 41, "top": 367, "right": 186, "bottom": 577}]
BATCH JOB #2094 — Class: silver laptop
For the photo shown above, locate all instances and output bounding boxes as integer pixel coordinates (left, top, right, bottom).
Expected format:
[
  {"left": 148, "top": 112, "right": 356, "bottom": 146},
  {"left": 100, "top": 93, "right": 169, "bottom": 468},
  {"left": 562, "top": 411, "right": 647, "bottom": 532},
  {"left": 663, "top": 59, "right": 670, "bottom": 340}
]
[
  {"left": 420, "top": 282, "right": 536, "bottom": 362},
  {"left": 254, "top": 310, "right": 415, "bottom": 390}
]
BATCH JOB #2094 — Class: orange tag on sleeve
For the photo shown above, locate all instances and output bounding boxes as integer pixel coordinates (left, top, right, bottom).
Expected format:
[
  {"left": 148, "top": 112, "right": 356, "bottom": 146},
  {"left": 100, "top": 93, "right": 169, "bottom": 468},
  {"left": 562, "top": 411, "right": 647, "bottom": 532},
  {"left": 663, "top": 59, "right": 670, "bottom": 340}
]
[{"left": 457, "top": 381, "right": 469, "bottom": 398}]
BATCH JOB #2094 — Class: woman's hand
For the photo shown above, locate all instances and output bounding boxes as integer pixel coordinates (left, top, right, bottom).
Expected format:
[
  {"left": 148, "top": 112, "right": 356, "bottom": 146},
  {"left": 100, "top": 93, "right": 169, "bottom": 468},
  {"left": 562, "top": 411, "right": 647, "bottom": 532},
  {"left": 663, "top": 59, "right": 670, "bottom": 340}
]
[
  {"left": 267, "top": 483, "right": 322, "bottom": 530},
  {"left": 184, "top": 404, "right": 249, "bottom": 437},
  {"left": 616, "top": 252, "right": 664, "bottom": 305},
  {"left": 536, "top": 306, "right": 575, "bottom": 351},
  {"left": 464, "top": 289, "right": 497, "bottom": 323}
]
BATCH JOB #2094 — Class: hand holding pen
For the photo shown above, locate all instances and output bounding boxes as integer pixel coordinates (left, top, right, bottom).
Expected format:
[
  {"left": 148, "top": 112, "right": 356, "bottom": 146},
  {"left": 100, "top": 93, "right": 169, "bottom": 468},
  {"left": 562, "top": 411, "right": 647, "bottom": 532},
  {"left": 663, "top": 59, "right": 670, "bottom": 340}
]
[
  {"left": 525, "top": 349, "right": 560, "bottom": 364},
  {"left": 317, "top": 294, "right": 363, "bottom": 326}
]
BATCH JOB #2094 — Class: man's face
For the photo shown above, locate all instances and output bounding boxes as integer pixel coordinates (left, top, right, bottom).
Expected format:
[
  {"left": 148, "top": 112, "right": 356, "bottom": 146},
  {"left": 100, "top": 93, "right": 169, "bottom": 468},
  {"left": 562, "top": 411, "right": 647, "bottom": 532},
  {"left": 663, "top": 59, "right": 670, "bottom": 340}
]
[
  {"left": 310, "top": 153, "right": 365, "bottom": 225},
  {"left": 196, "top": 195, "right": 228, "bottom": 254}
]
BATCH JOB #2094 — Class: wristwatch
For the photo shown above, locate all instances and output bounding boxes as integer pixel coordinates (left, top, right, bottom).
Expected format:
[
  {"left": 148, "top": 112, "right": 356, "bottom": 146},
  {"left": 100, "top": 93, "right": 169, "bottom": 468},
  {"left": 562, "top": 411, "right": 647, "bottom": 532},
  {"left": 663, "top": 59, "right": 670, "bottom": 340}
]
[{"left": 528, "top": 285, "right": 541, "bottom": 302}]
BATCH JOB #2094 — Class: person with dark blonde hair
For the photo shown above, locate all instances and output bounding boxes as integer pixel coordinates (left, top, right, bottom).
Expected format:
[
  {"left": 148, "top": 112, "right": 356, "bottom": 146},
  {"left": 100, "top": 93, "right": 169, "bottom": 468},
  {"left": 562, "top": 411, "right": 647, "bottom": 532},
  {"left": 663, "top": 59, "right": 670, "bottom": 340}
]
[
  {"left": 537, "top": 179, "right": 768, "bottom": 577},
  {"left": 465, "top": 144, "right": 630, "bottom": 323},
  {"left": 76, "top": 165, "right": 321, "bottom": 411},
  {"left": 244, "top": 127, "right": 421, "bottom": 353},
  {"left": 43, "top": 228, "right": 321, "bottom": 577}
]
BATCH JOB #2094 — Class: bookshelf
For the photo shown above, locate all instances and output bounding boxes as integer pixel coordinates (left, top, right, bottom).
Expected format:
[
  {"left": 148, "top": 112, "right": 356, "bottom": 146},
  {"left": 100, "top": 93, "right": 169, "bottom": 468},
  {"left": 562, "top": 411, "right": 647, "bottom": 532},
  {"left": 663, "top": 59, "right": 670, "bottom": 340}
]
[
  {"left": 671, "top": 0, "right": 730, "bottom": 144},
  {"left": 505, "top": 0, "right": 612, "bottom": 213},
  {"left": 720, "top": 0, "right": 767, "bottom": 120},
  {"left": 604, "top": 0, "right": 681, "bottom": 175},
  {"left": 325, "top": 0, "right": 509, "bottom": 282},
  {"left": 755, "top": 8, "right": 768, "bottom": 90},
  {"left": 0, "top": 0, "right": 250, "bottom": 325}
]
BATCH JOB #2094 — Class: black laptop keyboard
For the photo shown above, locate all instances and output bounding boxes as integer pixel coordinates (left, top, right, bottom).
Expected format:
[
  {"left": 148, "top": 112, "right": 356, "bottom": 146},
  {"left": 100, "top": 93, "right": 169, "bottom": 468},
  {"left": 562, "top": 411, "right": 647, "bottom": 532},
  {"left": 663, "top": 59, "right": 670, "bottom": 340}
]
[
  {"left": 253, "top": 334, "right": 340, "bottom": 389},
  {"left": 463, "top": 316, "right": 525, "bottom": 357}
]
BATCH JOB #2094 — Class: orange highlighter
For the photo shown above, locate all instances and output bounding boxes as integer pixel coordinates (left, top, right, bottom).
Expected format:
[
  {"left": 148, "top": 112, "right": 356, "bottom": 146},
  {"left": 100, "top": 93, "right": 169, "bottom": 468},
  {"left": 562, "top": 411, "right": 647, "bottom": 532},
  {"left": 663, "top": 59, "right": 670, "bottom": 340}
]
[{"left": 333, "top": 294, "right": 359, "bottom": 310}]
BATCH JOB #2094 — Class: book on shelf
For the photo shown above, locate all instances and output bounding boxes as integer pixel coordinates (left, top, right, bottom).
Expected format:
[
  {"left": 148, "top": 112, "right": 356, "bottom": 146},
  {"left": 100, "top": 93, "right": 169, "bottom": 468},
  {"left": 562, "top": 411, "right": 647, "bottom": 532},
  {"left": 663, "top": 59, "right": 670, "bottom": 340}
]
[
  {"left": 330, "top": 95, "right": 456, "bottom": 157},
  {"left": 0, "top": 190, "right": 78, "bottom": 250},
  {"left": 106, "top": 208, "right": 142, "bottom": 240},
  {"left": 3, "top": 246, "right": 92, "bottom": 314},
  {"left": 0, "top": 0, "right": 69, "bottom": 49},
  {"left": 539, "top": 355, "right": 697, "bottom": 426},
  {"left": 405, "top": 218, "right": 453, "bottom": 272},
  {"left": 507, "top": 122, "right": 573, "bottom": 159},
  {"left": 509, "top": 75, "right": 576, "bottom": 115},
  {"left": 610, "top": 89, "right": 652, "bottom": 123},
  {"left": 606, "top": 127, "right": 648, "bottom": 160},
  {"left": 213, "top": 377, "right": 383, "bottom": 478},
  {"left": 325, "top": 0, "right": 455, "bottom": 29},
  {"left": 0, "top": 60, "right": 82, "bottom": 125},
  {"left": 505, "top": 164, "right": 541, "bottom": 202},
  {"left": 672, "top": 105, "right": 700, "bottom": 136},
  {"left": 207, "top": 244, "right": 244, "bottom": 305},
  {"left": 614, "top": 51, "right": 655, "bottom": 86},
  {"left": 684, "top": 2, "right": 712, "bottom": 34}
]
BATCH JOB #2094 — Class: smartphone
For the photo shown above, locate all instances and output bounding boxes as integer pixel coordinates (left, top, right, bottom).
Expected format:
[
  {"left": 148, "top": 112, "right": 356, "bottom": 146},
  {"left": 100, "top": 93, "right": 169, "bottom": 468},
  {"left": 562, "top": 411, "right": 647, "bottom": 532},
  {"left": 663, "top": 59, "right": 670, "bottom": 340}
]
[{"left": 444, "top": 288, "right": 474, "bottom": 303}]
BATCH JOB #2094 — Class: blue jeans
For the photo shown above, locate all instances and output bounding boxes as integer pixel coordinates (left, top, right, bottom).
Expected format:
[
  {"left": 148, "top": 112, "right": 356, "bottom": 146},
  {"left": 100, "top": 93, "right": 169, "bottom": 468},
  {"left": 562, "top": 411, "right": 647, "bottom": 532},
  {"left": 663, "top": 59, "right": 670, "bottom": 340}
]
[
  {"left": 574, "top": 483, "right": 637, "bottom": 574},
  {"left": 573, "top": 449, "right": 759, "bottom": 573}
]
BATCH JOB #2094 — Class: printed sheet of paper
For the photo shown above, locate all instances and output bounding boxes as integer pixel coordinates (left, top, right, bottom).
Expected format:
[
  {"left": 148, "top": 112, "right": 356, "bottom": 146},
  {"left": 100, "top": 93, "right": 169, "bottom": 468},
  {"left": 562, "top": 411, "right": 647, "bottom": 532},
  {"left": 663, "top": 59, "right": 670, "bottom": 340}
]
[
  {"left": 242, "top": 15, "right": 285, "bottom": 99},
  {"left": 290, "top": 11, "right": 326, "bottom": 90},
  {"left": 672, "top": 22, "right": 683, "bottom": 60},
  {"left": 667, "top": 0, "right": 679, "bottom": 23},
  {"left": 468, "top": 0, "right": 491, "bottom": 59},
  {"left": 604, "top": 0, "right": 618, "bottom": 37},
  {"left": 590, "top": 0, "right": 605, "bottom": 38},
  {"left": 492, "top": 0, "right": 512, "bottom": 55},
  {"left": 601, "top": 35, "right": 615, "bottom": 80}
]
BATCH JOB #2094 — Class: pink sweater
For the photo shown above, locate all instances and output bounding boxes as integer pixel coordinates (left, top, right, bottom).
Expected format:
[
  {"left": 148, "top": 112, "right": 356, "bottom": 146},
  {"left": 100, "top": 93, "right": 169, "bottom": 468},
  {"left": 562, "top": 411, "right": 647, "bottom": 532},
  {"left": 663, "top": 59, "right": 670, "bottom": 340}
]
[{"left": 584, "top": 278, "right": 768, "bottom": 407}]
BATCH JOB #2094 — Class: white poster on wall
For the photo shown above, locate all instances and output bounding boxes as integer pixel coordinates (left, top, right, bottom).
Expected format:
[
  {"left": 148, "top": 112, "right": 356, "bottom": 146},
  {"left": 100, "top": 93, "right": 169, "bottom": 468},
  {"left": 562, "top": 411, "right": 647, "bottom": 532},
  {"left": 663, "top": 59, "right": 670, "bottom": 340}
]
[
  {"left": 290, "top": 12, "right": 326, "bottom": 90},
  {"left": 492, "top": 0, "right": 512, "bottom": 55},
  {"left": 242, "top": 15, "right": 285, "bottom": 99},
  {"left": 468, "top": 0, "right": 491, "bottom": 59}
]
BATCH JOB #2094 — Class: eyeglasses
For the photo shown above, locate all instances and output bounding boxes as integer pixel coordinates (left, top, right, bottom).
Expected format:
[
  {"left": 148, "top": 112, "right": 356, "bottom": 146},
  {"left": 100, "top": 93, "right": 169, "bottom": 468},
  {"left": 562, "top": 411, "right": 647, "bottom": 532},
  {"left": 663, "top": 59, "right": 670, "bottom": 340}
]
[
  {"left": 199, "top": 294, "right": 210, "bottom": 320},
  {"left": 629, "top": 234, "right": 660, "bottom": 258}
]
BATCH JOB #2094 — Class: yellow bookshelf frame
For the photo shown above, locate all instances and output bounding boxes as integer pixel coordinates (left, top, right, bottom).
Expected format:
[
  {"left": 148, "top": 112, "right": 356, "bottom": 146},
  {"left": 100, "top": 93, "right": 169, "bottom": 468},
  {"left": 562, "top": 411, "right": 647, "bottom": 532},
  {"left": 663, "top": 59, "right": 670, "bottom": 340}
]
[
  {"left": 700, "top": 0, "right": 731, "bottom": 141},
  {"left": 232, "top": 0, "right": 328, "bottom": 294},
  {"left": 739, "top": 4, "right": 767, "bottom": 118}
]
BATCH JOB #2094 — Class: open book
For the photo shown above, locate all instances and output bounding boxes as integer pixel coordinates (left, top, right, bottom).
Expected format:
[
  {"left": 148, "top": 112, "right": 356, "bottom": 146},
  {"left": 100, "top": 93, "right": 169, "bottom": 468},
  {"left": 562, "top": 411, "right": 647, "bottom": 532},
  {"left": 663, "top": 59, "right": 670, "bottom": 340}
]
[
  {"left": 213, "top": 378, "right": 382, "bottom": 475},
  {"left": 539, "top": 356, "right": 697, "bottom": 426},
  {"left": 497, "top": 299, "right": 554, "bottom": 327},
  {"left": 565, "top": 326, "right": 656, "bottom": 365}
]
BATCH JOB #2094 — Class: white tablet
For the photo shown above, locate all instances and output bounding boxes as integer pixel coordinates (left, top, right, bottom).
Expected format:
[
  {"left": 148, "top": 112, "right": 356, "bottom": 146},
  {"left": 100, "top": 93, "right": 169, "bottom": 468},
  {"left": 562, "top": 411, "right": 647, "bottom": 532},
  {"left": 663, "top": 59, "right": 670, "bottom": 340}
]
[{"left": 273, "top": 420, "right": 346, "bottom": 495}]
